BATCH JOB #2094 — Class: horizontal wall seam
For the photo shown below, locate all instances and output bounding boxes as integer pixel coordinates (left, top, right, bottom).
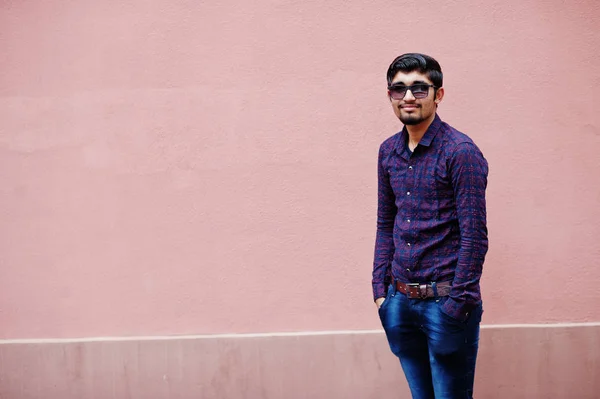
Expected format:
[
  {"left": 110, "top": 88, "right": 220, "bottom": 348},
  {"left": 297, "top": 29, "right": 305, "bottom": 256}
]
[{"left": 1, "top": 322, "right": 600, "bottom": 345}]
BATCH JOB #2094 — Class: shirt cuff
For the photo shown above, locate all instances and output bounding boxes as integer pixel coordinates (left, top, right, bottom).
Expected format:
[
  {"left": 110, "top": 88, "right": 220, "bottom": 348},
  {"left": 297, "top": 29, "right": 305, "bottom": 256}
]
[
  {"left": 373, "top": 283, "right": 387, "bottom": 302},
  {"left": 440, "top": 297, "right": 475, "bottom": 322}
]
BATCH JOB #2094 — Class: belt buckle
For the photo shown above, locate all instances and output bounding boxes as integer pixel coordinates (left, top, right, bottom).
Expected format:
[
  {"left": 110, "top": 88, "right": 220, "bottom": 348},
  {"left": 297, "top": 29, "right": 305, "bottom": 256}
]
[{"left": 406, "top": 283, "right": 427, "bottom": 299}]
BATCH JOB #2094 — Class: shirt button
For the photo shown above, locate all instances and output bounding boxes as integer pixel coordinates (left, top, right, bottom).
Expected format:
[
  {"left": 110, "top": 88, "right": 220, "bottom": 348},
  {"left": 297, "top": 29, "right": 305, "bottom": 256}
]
[
  {"left": 408, "top": 166, "right": 413, "bottom": 170},
  {"left": 406, "top": 191, "right": 411, "bottom": 196},
  {"left": 407, "top": 219, "right": 411, "bottom": 223},
  {"left": 406, "top": 268, "right": 410, "bottom": 272},
  {"left": 407, "top": 243, "right": 411, "bottom": 246}
]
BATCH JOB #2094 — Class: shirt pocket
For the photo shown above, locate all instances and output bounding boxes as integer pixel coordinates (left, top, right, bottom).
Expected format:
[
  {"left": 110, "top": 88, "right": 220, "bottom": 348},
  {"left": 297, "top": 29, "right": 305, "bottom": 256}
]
[
  {"left": 433, "top": 162, "right": 456, "bottom": 220},
  {"left": 386, "top": 163, "right": 410, "bottom": 199},
  {"left": 417, "top": 170, "right": 444, "bottom": 220}
]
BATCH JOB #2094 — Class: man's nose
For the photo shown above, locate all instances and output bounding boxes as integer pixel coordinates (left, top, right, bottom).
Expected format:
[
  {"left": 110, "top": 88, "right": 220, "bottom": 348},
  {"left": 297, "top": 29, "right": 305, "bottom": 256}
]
[{"left": 403, "top": 89, "right": 416, "bottom": 101}]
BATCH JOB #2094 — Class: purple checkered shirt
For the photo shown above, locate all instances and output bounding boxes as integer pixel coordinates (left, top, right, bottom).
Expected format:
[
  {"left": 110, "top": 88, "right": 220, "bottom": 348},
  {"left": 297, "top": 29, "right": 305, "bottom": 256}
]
[{"left": 372, "top": 114, "right": 488, "bottom": 321}]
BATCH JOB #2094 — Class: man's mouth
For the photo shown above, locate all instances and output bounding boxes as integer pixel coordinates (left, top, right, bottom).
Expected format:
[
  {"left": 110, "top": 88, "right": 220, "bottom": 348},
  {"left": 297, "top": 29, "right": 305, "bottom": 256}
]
[{"left": 400, "top": 104, "right": 419, "bottom": 110}]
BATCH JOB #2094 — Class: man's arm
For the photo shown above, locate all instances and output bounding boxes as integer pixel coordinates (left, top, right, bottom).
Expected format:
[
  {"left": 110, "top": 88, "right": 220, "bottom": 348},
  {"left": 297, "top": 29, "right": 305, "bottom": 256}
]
[
  {"left": 373, "top": 144, "right": 397, "bottom": 302},
  {"left": 441, "top": 142, "right": 489, "bottom": 321}
]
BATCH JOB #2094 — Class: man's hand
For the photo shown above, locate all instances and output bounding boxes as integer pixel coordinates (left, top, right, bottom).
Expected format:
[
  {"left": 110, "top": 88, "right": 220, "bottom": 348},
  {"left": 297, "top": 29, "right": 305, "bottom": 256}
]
[{"left": 375, "top": 297, "right": 386, "bottom": 309}]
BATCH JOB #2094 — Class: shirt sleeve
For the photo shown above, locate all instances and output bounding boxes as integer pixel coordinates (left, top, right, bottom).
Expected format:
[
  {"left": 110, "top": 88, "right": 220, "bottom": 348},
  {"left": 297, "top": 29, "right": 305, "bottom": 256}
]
[
  {"left": 372, "top": 144, "right": 397, "bottom": 301},
  {"left": 441, "top": 142, "right": 489, "bottom": 321}
]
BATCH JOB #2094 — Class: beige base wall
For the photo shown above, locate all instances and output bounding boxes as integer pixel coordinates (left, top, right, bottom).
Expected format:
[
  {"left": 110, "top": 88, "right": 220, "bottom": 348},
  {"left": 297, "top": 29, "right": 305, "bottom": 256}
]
[{"left": 0, "top": 325, "right": 598, "bottom": 399}]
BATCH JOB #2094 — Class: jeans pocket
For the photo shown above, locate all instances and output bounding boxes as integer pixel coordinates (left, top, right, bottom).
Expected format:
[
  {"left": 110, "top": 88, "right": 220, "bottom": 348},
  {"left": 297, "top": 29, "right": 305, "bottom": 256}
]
[
  {"left": 436, "top": 297, "right": 468, "bottom": 326},
  {"left": 378, "top": 291, "right": 391, "bottom": 311},
  {"left": 440, "top": 307, "right": 467, "bottom": 325},
  {"left": 378, "top": 287, "right": 394, "bottom": 318}
]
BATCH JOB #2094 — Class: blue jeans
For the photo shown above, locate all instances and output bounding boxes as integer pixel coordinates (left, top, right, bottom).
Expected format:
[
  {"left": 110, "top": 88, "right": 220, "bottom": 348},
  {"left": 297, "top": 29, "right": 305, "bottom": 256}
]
[{"left": 378, "top": 283, "right": 482, "bottom": 399}]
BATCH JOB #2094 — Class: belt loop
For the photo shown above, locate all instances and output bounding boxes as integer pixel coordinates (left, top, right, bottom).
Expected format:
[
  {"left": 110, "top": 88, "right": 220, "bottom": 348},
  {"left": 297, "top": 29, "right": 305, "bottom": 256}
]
[
  {"left": 390, "top": 278, "right": 397, "bottom": 295},
  {"left": 431, "top": 281, "right": 438, "bottom": 298}
]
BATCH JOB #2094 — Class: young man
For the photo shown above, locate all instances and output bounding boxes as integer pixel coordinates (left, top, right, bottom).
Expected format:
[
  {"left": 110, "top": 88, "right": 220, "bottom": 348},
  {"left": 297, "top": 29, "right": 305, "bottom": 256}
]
[{"left": 373, "top": 53, "right": 489, "bottom": 399}]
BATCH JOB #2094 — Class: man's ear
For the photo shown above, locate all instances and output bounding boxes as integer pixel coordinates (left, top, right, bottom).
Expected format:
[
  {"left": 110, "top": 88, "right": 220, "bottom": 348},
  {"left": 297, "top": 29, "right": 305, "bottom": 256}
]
[{"left": 434, "top": 87, "right": 444, "bottom": 104}]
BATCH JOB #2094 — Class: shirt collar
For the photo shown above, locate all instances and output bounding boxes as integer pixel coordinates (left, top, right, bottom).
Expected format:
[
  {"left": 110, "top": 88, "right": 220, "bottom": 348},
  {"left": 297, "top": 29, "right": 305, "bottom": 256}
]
[{"left": 394, "top": 113, "right": 442, "bottom": 155}]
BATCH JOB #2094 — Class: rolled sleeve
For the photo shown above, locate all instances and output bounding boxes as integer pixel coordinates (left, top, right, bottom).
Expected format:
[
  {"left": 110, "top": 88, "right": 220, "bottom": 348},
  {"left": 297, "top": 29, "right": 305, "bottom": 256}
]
[
  {"left": 372, "top": 144, "right": 397, "bottom": 300},
  {"left": 442, "top": 142, "right": 488, "bottom": 320}
]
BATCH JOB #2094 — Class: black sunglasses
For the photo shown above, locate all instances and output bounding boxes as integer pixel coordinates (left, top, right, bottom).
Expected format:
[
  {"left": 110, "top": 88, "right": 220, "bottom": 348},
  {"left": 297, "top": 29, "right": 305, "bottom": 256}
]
[{"left": 388, "top": 84, "right": 436, "bottom": 100}]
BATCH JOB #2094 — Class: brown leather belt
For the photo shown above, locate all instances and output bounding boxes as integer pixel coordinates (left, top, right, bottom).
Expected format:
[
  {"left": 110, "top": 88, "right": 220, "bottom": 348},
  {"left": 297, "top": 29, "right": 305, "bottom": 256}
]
[{"left": 395, "top": 280, "right": 451, "bottom": 299}]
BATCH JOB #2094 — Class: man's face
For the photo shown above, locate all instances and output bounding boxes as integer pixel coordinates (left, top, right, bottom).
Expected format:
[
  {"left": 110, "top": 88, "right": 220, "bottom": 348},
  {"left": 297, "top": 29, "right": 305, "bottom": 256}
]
[{"left": 388, "top": 70, "right": 444, "bottom": 126}]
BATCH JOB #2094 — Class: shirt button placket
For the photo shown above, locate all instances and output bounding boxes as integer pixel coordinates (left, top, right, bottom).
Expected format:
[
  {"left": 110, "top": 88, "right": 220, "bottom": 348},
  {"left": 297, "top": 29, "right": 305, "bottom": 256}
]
[
  {"left": 407, "top": 164, "right": 414, "bottom": 197},
  {"left": 406, "top": 161, "right": 415, "bottom": 274}
]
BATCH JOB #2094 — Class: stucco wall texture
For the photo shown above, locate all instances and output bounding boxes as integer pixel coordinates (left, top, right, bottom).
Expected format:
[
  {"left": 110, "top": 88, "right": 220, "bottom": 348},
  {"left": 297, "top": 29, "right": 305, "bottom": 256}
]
[{"left": 1, "top": 0, "right": 600, "bottom": 341}]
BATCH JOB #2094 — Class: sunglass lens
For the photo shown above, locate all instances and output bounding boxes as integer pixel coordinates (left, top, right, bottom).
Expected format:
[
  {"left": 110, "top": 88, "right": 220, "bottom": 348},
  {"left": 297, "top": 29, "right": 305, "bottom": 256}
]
[
  {"left": 390, "top": 88, "right": 406, "bottom": 100},
  {"left": 412, "top": 85, "right": 429, "bottom": 98}
]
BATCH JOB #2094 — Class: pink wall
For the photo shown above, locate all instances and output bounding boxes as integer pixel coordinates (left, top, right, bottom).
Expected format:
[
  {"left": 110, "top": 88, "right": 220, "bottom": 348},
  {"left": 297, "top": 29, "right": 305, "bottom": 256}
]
[
  {"left": 2, "top": 327, "right": 599, "bottom": 399},
  {"left": 1, "top": 0, "right": 600, "bottom": 339}
]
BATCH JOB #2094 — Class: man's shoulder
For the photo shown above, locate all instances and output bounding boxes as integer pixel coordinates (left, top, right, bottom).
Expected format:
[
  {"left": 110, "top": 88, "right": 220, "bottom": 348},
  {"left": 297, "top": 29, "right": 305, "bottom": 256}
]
[
  {"left": 439, "top": 122, "right": 477, "bottom": 148},
  {"left": 437, "top": 121, "right": 487, "bottom": 161},
  {"left": 379, "top": 131, "right": 402, "bottom": 154},
  {"left": 438, "top": 122, "right": 488, "bottom": 173}
]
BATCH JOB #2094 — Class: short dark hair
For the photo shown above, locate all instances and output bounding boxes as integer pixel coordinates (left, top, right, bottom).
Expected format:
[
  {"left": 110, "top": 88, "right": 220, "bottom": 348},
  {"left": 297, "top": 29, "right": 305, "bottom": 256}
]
[{"left": 386, "top": 53, "right": 443, "bottom": 88}]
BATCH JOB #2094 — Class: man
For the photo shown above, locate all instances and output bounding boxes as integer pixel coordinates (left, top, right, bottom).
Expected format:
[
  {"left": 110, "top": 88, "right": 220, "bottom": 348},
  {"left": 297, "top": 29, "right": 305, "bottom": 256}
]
[{"left": 373, "top": 53, "right": 489, "bottom": 399}]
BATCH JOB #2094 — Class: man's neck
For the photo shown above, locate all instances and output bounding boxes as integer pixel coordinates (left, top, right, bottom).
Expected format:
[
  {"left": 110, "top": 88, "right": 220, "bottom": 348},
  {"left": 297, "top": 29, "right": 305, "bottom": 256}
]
[{"left": 406, "top": 114, "right": 435, "bottom": 151}]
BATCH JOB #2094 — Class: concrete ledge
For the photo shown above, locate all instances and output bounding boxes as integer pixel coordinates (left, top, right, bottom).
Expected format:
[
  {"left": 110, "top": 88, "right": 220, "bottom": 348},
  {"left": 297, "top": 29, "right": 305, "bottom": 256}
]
[
  {"left": 477, "top": 324, "right": 600, "bottom": 398},
  {"left": 0, "top": 324, "right": 598, "bottom": 398}
]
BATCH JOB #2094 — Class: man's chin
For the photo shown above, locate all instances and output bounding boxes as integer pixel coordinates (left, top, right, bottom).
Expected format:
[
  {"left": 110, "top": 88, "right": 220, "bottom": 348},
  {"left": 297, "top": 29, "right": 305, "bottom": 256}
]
[{"left": 400, "top": 117, "right": 422, "bottom": 125}]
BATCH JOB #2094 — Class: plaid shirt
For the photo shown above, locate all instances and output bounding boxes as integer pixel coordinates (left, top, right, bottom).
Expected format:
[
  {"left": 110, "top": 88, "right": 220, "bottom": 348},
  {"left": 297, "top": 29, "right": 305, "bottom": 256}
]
[{"left": 372, "top": 114, "right": 488, "bottom": 321}]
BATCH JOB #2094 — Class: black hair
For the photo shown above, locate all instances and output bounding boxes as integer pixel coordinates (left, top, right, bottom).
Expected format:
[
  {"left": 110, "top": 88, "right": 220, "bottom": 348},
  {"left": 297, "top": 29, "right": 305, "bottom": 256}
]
[{"left": 386, "top": 53, "right": 443, "bottom": 88}]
